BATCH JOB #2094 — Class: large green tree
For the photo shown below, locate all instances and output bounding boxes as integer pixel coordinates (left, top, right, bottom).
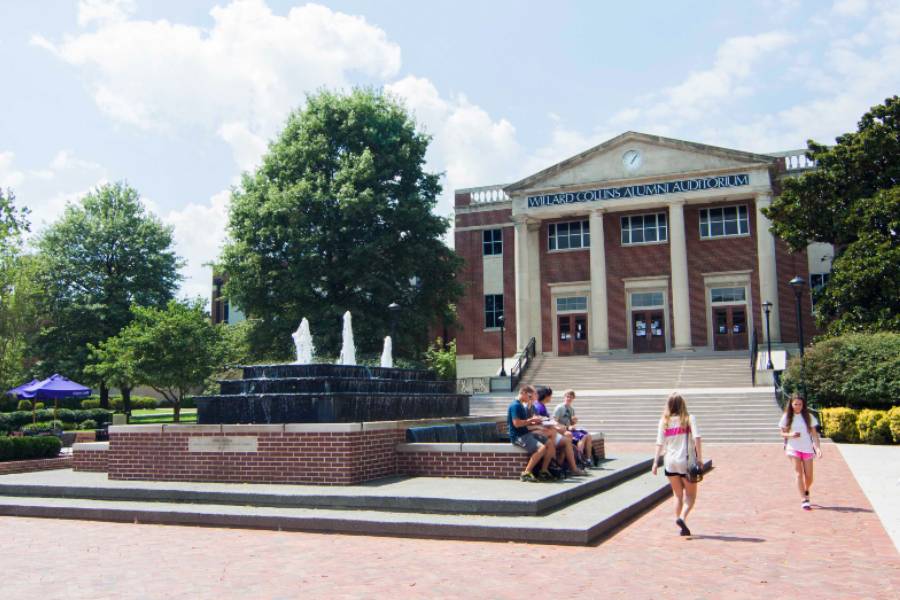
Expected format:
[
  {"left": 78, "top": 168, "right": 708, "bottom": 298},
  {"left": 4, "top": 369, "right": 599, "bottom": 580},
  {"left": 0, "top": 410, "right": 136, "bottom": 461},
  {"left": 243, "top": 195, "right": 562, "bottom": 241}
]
[
  {"left": 0, "top": 189, "right": 39, "bottom": 391},
  {"left": 219, "top": 88, "right": 462, "bottom": 358},
  {"left": 32, "top": 182, "right": 182, "bottom": 406},
  {"left": 92, "top": 300, "right": 226, "bottom": 422},
  {"left": 765, "top": 96, "right": 900, "bottom": 334}
]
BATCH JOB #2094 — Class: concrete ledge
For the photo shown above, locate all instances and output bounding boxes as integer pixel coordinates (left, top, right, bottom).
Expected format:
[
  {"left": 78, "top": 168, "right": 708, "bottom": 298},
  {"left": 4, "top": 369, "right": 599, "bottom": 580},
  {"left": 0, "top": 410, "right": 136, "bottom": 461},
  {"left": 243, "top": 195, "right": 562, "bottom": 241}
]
[
  {"left": 162, "top": 424, "right": 223, "bottom": 434},
  {"left": 73, "top": 442, "right": 108, "bottom": 452},
  {"left": 361, "top": 421, "right": 400, "bottom": 432},
  {"left": 459, "top": 443, "right": 526, "bottom": 454},
  {"left": 396, "top": 443, "right": 462, "bottom": 453},
  {"left": 221, "top": 424, "right": 285, "bottom": 434},
  {"left": 283, "top": 423, "right": 363, "bottom": 433},
  {"left": 108, "top": 424, "right": 162, "bottom": 434}
]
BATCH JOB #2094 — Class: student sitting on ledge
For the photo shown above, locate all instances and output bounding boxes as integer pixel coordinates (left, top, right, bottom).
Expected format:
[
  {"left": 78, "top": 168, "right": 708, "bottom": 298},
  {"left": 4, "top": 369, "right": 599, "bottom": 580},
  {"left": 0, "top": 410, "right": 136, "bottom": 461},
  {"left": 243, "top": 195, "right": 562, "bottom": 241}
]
[{"left": 507, "top": 384, "right": 552, "bottom": 482}]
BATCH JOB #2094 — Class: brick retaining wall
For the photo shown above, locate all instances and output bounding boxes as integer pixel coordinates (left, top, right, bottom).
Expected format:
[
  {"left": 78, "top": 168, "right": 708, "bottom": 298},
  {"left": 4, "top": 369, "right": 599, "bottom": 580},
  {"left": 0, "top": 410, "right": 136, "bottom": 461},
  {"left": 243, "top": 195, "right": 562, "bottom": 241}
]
[
  {"left": 72, "top": 442, "right": 108, "bottom": 472},
  {"left": 0, "top": 455, "right": 72, "bottom": 475}
]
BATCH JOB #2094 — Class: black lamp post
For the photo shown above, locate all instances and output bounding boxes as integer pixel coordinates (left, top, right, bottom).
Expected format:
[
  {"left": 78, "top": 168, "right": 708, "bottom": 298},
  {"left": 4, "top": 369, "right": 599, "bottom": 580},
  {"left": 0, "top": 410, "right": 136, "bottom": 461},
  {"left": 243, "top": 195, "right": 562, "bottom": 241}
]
[
  {"left": 762, "top": 300, "right": 774, "bottom": 369},
  {"left": 388, "top": 302, "right": 401, "bottom": 342},
  {"left": 789, "top": 276, "right": 806, "bottom": 358},
  {"left": 498, "top": 314, "right": 507, "bottom": 377}
]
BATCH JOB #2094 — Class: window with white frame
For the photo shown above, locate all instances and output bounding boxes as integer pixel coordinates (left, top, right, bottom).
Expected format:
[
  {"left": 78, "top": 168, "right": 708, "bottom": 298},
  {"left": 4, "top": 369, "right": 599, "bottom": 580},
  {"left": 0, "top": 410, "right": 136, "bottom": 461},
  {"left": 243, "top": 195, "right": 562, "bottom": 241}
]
[
  {"left": 621, "top": 213, "right": 668, "bottom": 245},
  {"left": 710, "top": 287, "right": 746, "bottom": 303},
  {"left": 556, "top": 296, "right": 588, "bottom": 313},
  {"left": 484, "top": 294, "right": 504, "bottom": 329},
  {"left": 810, "top": 273, "right": 830, "bottom": 291},
  {"left": 548, "top": 220, "right": 590, "bottom": 251},
  {"left": 700, "top": 206, "right": 749, "bottom": 238},
  {"left": 631, "top": 291, "right": 665, "bottom": 307},
  {"left": 482, "top": 229, "right": 502, "bottom": 256}
]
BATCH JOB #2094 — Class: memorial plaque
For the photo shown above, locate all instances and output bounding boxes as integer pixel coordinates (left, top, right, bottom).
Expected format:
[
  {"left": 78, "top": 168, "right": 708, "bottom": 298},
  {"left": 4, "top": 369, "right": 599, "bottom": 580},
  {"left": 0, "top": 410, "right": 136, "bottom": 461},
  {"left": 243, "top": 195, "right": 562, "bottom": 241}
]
[{"left": 188, "top": 436, "right": 258, "bottom": 453}]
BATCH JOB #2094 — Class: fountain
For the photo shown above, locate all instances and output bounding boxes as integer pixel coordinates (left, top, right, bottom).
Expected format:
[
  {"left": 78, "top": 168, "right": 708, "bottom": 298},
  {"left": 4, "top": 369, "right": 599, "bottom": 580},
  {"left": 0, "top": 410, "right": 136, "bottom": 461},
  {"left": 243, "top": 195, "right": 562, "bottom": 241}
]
[
  {"left": 291, "top": 318, "right": 315, "bottom": 364},
  {"left": 337, "top": 311, "right": 356, "bottom": 366},
  {"left": 194, "top": 312, "right": 468, "bottom": 424},
  {"left": 380, "top": 336, "right": 393, "bottom": 368}
]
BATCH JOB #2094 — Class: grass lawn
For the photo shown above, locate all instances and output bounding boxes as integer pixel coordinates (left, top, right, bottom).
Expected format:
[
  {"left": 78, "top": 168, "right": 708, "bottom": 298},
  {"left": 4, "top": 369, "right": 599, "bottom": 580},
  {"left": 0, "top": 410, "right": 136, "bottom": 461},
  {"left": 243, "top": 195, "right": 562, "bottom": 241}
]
[{"left": 128, "top": 408, "right": 197, "bottom": 424}]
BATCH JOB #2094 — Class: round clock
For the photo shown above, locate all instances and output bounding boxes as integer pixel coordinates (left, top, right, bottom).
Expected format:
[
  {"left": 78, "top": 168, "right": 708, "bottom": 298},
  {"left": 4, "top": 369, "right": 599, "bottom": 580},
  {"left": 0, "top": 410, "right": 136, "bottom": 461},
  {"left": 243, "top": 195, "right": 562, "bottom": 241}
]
[{"left": 622, "top": 149, "right": 642, "bottom": 172}]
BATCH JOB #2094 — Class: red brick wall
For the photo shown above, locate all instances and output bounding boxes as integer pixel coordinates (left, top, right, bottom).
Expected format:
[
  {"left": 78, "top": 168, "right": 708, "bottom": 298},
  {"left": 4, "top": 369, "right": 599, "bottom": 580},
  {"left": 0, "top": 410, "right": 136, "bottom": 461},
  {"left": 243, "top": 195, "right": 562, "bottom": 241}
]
[
  {"left": 454, "top": 208, "right": 512, "bottom": 228},
  {"left": 73, "top": 448, "right": 108, "bottom": 472},
  {"left": 107, "top": 429, "right": 405, "bottom": 486},
  {"left": 453, "top": 209, "right": 516, "bottom": 359},
  {"left": 604, "top": 210, "right": 672, "bottom": 350},
  {"left": 539, "top": 217, "right": 592, "bottom": 353},
  {"left": 684, "top": 201, "right": 761, "bottom": 347},
  {"left": 775, "top": 238, "right": 817, "bottom": 342},
  {"left": 396, "top": 437, "right": 605, "bottom": 479},
  {"left": 0, "top": 455, "right": 71, "bottom": 475}
]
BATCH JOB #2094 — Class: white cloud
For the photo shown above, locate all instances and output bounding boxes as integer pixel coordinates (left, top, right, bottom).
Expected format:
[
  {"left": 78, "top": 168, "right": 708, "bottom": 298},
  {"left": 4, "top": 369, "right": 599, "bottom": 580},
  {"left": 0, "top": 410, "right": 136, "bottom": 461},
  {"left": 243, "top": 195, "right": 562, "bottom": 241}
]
[
  {"left": 35, "top": 0, "right": 402, "bottom": 171},
  {"left": 0, "top": 152, "right": 26, "bottom": 188},
  {"left": 77, "top": 0, "right": 136, "bottom": 27},
  {"left": 833, "top": 0, "right": 870, "bottom": 16},
  {"left": 162, "top": 190, "right": 231, "bottom": 300}
]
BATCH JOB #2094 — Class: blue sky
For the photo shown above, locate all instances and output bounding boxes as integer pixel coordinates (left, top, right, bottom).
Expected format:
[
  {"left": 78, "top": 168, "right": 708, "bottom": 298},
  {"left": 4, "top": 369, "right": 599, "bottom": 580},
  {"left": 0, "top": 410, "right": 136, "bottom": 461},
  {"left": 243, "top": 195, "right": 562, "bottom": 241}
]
[{"left": 1, "top": 0, "right": 898, "bottom": 298}]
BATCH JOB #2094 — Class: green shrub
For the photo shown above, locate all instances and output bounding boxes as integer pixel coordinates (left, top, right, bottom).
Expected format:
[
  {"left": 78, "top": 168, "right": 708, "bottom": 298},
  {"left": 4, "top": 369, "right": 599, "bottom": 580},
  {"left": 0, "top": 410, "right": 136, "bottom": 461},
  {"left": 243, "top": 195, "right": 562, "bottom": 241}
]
[
  {"left": 781, "top": 333, "right": 900, "bottom": 408},
  {"left": 78, "top": 419, "right": 97, "bottom": 430},
  {"left": 21, "top": 420, "right": 64, "bottom": 435},
  {"left": 424, "top": 338, "right": 456, "bottom": 381},
  {"left": 856, "top": 409, "right": 893, "bottom": 444},
  {"left": 821, "top": 407, "right": 860, "bottom": 442},
  {"left": 33, "top": 402, "right": 45, "bottom": 410},
  {"left": 81, "top": 399, "right": 100, "bottom": 409},
  {"left": 0, "top": 435, "right": 62, "bottom": 461},
  {"left": 54, "top": 408, "right": 75, "bottom": 423},
  {"left": 17, "top": 399, "right": 32, "bottom": 411},
  {"left": 887, "top": 407, "right": 900, "bottom": 444}
]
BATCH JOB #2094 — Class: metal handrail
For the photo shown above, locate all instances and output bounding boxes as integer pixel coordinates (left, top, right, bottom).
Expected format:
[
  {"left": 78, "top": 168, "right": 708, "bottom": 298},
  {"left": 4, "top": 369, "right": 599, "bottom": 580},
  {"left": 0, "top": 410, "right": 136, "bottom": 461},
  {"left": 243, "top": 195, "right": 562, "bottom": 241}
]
[
  {"left": 750, "top": 329, "right": 759, "bottom": 387},
  {"left": 510, "top": 337, "right": 537, "bottom": 389}
]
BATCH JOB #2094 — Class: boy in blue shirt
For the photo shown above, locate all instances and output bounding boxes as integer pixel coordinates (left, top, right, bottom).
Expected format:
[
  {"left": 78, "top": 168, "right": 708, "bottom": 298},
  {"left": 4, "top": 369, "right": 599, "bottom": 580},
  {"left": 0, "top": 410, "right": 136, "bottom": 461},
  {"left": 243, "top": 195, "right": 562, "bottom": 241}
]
[{"left": 507, "top": 384, "right": 551, "bottom": 482}]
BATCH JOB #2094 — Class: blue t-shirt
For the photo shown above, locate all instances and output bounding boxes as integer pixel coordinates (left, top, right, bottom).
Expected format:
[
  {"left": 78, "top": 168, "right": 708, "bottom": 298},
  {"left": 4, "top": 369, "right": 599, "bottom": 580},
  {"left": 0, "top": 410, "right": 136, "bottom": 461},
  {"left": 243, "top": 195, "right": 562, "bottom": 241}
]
[{"left": 507, "top": 400, "right": 530, "bottom": 441}]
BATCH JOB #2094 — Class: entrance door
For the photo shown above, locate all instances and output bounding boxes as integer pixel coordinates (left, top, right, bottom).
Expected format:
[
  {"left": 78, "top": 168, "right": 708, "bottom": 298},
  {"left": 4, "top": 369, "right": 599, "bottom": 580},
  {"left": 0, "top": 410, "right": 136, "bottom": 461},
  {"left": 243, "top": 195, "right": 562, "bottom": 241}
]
[
  {"left": 558, "top": 314, "right": 588, "bottom": 356},
  {"left": 712, "top": 306, "right": 748, "bottom": 351},
  {"left": 632, "top": 310, "right": 666, "bottom": 353}
]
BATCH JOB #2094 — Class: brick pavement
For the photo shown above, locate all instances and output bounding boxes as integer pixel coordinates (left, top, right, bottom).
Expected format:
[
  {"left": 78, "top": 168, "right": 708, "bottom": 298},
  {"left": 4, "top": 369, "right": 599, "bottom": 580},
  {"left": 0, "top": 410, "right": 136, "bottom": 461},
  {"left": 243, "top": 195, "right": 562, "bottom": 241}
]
[{"left": 3, "top": 443, "right": 898, "bottom": 599}]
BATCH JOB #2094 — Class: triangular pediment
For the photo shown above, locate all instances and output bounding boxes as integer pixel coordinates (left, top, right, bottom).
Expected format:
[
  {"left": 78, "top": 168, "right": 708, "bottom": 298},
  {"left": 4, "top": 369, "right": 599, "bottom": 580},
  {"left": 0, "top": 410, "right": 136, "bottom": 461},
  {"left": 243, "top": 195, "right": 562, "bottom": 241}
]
[{"left": 505, "top": 132, "right": 776, "bottom": 194}]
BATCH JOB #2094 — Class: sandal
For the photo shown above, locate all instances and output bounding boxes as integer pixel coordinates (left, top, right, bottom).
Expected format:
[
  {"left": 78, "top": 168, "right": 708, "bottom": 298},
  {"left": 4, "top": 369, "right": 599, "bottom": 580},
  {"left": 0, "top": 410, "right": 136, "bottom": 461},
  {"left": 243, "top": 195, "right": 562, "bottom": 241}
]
[
  {"left": 520, "top": 472, "right": 538, "bottom": 483},
  {"left": 676, "top": 518, "right": 691, "bottom": 536}
]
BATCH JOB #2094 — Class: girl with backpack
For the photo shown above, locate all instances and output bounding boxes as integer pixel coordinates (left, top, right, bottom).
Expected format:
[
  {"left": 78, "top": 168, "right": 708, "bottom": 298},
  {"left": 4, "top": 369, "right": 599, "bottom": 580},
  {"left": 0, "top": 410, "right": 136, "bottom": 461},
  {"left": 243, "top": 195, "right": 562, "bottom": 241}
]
[{"left": 779, "top": 394, "right": 822, "bottom": 510}]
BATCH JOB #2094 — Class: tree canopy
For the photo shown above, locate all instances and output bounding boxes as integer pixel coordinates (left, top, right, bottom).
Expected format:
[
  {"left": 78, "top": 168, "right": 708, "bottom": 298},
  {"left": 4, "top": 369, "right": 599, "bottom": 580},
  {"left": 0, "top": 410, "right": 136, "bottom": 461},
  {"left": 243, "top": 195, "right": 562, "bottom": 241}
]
[
  {"left": 88, "top": 300, "right": 227, "bottom": 422},
  {"left": 219, "top": 88, "right": 462, "bottom": 358},
  {"left": 764, "top": 96, "right": 900, "bottom": 334},
  {"left": 0, "top": 189, "right": 38, "bottom": 391},
  {"left": 31, "top": 182, "right": 182, "bottom": 400}
]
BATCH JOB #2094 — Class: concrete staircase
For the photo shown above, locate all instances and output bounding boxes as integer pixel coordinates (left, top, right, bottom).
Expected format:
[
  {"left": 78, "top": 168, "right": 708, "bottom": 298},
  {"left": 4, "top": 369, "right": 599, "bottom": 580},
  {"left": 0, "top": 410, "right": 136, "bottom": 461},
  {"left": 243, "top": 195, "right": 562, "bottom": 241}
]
[
  {"left": 520, "top": 353, "right": 753, "bottom": 391},
  {"left": 478, "top": 354, "right": 783, "bottom": 443},
  {"left": 471, "top": 388, "right": 782, "bottom": 443}
]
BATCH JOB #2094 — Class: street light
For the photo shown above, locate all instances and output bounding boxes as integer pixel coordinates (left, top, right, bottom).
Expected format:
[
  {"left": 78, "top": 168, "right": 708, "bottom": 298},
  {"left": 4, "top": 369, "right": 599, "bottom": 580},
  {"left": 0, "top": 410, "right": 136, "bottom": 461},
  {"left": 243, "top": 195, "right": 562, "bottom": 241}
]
[
  {"left": 762, "top": 301, "right": 774, "bottom": 369},
  {"left": 789, "top": 276, "right": 806, "bottom": 358},
  {"left": 498, "top": 314, "right": 507, "bottom": 377},
  {"left": 388, "top": 302, "right": 401, "bottom": 342}
]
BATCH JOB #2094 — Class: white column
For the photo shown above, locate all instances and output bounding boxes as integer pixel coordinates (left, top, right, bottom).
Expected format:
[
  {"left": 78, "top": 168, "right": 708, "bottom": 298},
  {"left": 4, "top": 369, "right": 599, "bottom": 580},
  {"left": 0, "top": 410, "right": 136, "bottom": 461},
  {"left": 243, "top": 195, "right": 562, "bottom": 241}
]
[
  {"left": 589, "top": 209, "right": 609, "bottom": 352},
  {"left": 527, "top": 221, "right": 543, "bottom": 353},
  {"left": 513, "top": 216, "right": 531, "bottom": 349},
  {"left": 755, "top": 194, "right": 782, "bottom": 343},
  {"left": 669, "top": 200, "right": 693, "bottom": 350}
]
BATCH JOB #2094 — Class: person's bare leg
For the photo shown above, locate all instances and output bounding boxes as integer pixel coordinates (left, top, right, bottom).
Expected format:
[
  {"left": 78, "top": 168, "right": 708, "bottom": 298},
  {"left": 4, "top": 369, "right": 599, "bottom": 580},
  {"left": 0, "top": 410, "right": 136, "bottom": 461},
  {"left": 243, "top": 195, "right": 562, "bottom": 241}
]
[
  {"left": 540, "top": 440, "right": 554, "bottom": 472},
  {"left": 802, "top": 458, "right": 814, "bottom": 498},
  {"left": 583, "top": 433, "right": 594, "bottom": 462},
  {"left": 525, "top": 443, "right": 545, "bottom": 474},
  {"left": 681, "top": 479, "right": 698, "bottom": 521},
  {"left": 562, "top": 437, "right": 583, "bottom": 473},
  {"left": 668, "top": 475, "right": 684, "bottom": 518},
  {"left": 792, "top": 457, "right": 806, "bottom": 499}
]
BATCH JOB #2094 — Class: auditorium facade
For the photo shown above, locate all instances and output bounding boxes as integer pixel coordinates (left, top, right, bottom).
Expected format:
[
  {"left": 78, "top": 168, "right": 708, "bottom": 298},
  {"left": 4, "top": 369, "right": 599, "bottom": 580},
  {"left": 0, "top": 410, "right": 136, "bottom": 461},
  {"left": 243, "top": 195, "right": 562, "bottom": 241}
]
[{"left": 453, "top": 132, "right": 829, "bottom": 375}]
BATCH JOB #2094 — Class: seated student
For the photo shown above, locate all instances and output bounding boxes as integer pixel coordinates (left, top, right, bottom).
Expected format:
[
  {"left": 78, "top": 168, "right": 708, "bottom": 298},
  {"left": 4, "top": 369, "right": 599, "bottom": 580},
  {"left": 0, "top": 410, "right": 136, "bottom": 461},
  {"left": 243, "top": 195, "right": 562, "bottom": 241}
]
[
  {"left": 552, "top": 389, "right": 596, "bottom": 467},
  {"left": 531, "top": 386, "right": 585, "bottom": 477},
  {"left": 507, "top": 384, "right": 552, "bottom": 482}
]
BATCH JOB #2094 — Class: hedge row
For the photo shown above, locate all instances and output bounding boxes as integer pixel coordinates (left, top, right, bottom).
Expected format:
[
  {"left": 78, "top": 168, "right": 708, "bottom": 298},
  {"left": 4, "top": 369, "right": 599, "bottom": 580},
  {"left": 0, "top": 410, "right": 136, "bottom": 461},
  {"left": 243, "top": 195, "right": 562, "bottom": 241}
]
[
  {"left": 821, "top": 407, "right": 900, "bottom": 444},
  {"left": 782, "top": 333, "right": 900, "bottom": 408},
  {"left": 0, "top": 409, "right": 113, "bottom": 433},
  {"left": 0, "top": 435, "right": 62, "bottom": 461},
  {"left": 2, "top": 395, "right": 161, "bottom": 413}
]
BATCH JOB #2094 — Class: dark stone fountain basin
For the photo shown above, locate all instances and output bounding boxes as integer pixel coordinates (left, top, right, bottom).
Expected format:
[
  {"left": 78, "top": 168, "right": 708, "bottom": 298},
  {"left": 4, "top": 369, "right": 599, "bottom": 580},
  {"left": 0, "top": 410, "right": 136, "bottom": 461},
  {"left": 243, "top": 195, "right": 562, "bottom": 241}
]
[{"left": 195, "top": 364, "right": 468, "bottom": 424}]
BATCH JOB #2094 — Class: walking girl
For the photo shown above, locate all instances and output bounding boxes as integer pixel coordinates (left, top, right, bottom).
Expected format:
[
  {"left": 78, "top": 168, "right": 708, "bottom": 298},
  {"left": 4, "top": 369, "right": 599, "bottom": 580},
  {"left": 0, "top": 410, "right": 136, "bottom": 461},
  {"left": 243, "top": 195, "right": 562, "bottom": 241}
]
[
  {"left": 780, "top": 394, "right": 822, "bottom": 510},
  {"left": 652, "top": 392, "right": 702, "bottom": 536}
]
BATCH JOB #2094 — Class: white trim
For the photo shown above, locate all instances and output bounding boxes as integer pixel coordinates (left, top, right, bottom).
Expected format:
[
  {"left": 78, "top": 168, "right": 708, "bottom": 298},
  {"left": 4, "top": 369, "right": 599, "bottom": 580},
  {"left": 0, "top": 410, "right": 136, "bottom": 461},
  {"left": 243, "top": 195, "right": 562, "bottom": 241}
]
[
  {"left": 454, "top": 223, "right": 514, "bottom": 233},
  {"left": 625, "top": 283, "right": 671, "bottom": 354}
]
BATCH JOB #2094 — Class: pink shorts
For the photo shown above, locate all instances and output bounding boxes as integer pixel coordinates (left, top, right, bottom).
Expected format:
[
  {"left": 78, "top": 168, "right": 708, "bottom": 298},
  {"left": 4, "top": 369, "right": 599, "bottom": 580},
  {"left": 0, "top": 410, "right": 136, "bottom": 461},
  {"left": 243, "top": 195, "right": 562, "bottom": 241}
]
[{"left": 786, "top": 449, "right": 814, "bottom": 460}]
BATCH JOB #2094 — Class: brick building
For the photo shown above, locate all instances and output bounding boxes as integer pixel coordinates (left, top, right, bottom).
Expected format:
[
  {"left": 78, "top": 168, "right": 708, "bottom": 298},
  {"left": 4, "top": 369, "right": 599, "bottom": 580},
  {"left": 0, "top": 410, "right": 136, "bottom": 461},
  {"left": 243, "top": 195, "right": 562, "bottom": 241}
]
[{"left": 453, "top": 132, "right": 831, "bottom": 376}]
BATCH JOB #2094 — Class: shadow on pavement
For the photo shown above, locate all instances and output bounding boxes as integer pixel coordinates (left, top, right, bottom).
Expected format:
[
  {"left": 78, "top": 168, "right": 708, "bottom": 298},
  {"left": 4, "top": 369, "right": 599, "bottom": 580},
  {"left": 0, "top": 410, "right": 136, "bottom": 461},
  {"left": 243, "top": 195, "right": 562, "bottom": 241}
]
[
  {"left": 812, "top": 505, "right": 873, "bottom": 513},
  {"left": 687, "top": 534, "right": 766, "bottom": 543}
]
